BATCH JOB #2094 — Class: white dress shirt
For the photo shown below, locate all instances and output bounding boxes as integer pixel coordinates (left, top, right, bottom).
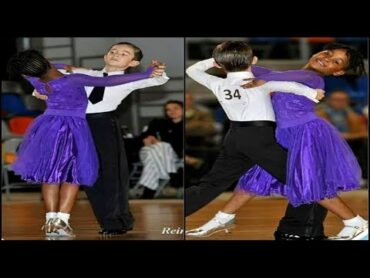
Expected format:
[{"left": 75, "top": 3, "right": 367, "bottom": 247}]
[
  {"left": 60, "top": 67, "right": 169, "bottom": 114},
  {"left": 186, "top": 58, "right": 318, "bottom": 122}
]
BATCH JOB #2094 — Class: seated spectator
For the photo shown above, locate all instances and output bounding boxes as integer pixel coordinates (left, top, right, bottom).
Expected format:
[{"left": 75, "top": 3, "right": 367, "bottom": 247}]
[
  {"left": 185, "top": 91, "right": 219, "bottom": 187},
  {"left": 316, "top": 90, "right": 368, "bottom": 182},
  {"left": 185, "top": 90, "right": 216, "bottom": 146},
  {"left": 138, "top": 100, "right": 184, "bottom": 198}
]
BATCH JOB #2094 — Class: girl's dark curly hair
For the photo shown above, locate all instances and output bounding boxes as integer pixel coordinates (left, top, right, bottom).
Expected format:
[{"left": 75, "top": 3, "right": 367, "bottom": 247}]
[{"left": 7, "top": 49, "right": 51, "bottom": 78}]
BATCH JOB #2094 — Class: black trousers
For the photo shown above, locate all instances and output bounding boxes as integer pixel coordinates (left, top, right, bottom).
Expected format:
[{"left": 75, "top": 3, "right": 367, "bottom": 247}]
[
  {"left": 84, "top": 112, "right": 134, "bottom": 230},
  {"left": 277, "top": 203, "right": 328, "bottom": 237},
  {"left": 185, "top": 122, "right": 328, "bottom": 237}
]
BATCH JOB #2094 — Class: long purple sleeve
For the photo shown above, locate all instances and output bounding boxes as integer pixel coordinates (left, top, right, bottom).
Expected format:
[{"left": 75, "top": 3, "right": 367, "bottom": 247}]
[
  {"left": 69, "top": 67, "right": 154, "bottom": 87},
  {"left": 257, "top": 69, "right": 324, "bottom": 89},
  {"left": 251, "top": 65, "right": 324, "bottom": 89},
  {"left": 251, "top": 65, "right": 273, "bottom": 77},
  {"left": 25, "top": 76, "right": 43, "bottom": 92}
]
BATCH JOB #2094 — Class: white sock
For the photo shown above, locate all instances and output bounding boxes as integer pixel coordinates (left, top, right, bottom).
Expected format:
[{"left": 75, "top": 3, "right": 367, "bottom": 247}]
[
  {"left": 343, "top": 215, "right": 367, "bottom": 227},
  {"left": 57, "top": 212, "right": 70, "bottom": 224},
  {"left": 215, "top": 211, "right": 235, "bottom": 223},
  {"left": 46, "top": 212, "right": 57, "bottom": 221}
]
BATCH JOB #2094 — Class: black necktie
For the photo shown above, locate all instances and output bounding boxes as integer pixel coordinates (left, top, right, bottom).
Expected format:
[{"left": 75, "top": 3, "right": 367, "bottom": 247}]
[{"left": 89, "top": 72, "right": 108, "bottom": 104}]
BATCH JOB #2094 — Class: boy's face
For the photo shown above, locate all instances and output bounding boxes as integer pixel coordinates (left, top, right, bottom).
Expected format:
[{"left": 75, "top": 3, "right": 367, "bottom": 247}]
[
  {"left": 165, "top": 103, "right": 183, "bottom": 120},
  {"left": 104, "top": 44, "right": 140, "bottom": 70},
  {"left": 307, "top": 48, "right": 350, "bottom": 76}
]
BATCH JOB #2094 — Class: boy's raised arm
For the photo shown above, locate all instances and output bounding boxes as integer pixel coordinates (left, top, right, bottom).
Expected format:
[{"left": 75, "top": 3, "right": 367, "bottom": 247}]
[{"left": 186, "top": 58, "right": 222, "bottom": 91}]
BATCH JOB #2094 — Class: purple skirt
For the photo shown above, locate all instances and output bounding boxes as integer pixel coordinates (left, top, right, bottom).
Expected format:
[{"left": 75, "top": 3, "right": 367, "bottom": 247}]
[
  {"left": 11, "top": 114, "right": 99, "bottom": 186},
  {"left": 236, "top": 118, "right": 361, "bottom": 207}
]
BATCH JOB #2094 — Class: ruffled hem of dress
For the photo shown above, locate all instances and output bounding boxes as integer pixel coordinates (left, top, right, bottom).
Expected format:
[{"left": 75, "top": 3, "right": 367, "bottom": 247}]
[
  {"left": 12, "top": 170, "right": 95, "bottom": 187},
  {"left": 235, "top": 184, "right": 361, "bottom": 207}
]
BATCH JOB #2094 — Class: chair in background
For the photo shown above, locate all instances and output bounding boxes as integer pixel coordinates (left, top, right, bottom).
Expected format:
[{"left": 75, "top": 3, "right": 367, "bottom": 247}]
[
  {"left": 8, "top": 117, "right": 34, "bottom": 135},
  {"left": 2, "top": 120, "right": 22, "bottom": 141},
  {"left": 128, "top": 162, "right": 145, "bottom": 198},
  {"left": 1, "top": 138, "right": 33, "bottom": 200},
  {"left": 1, "top": 93, "right": 40, "bottom": 117},
  {"left": 129, "top": 161, "right": 184, "bottom": 199}
]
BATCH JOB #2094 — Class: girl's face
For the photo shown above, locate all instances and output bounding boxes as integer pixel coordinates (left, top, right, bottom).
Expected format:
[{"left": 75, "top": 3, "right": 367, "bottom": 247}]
[
  {"left": 165, "top": 103, "right": 183, "bottom": 120},
  {"left": 307, "top": 49, "right": 350, "bottom": 76},
  {"left": 104, "top": 44, "right": 139, "bottom": 70}
]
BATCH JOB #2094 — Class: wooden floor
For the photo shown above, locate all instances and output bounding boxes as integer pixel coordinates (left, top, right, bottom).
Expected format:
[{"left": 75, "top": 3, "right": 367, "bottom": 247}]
[
  {"left": 2, "top": 190, "right": 368, "bottom": 241},
  {"left": 2, "top": 193, "right": 184, "bottom": 240},
  {"left": 186, "top": 190, "right": 369, "bottom": 240}
]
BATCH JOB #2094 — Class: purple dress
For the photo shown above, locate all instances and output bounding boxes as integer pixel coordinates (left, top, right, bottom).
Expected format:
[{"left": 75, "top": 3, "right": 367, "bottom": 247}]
[
  {"left": 236, "top": 67, "right": 361, "bottom": 207},
  {"left": 11, "top": 69, "right": 153, "bottom": 186}
]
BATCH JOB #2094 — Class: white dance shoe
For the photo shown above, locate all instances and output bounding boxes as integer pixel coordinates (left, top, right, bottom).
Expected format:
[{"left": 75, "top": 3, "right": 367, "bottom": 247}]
[
  {"left": 53, "top": 218, "right": 75, "bottom": 237},
  {"left": 329, "top": 221, "right": 368, "bottom": 240},
  {"left": 41, "top": 218, "right": 58, "bottom": 237},
  {"left": 186, "top": 212, "right": 235, "bottom": 237}
]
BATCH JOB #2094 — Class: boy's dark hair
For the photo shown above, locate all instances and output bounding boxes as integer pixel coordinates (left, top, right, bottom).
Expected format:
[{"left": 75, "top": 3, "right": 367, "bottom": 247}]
[
  {"left": 7, "top": 49, "right": 51, "bottom": 78},
  {"left": 323, "top": 42, "right": 366, "bottom": 76},
  {"left": 212, "top": 41, "right": 254, "bottom": 72},
  {"left": 108, "top": 41, "right": 143, "bottom": 61},
  {"left": 164, "top": 100, "right": 183, "bottom": 108}
]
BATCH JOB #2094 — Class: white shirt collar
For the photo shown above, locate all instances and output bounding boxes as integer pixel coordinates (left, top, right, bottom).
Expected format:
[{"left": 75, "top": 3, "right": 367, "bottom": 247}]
[
  {"left": 226, "top": 71, "right": 254, "bottom": 79},
  {"left": 102, "top": 67, "right": 125, "bottom": 75}
]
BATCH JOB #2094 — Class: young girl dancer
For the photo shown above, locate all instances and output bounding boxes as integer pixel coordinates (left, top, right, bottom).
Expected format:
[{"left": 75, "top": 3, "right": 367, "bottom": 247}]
[{"left": 7, "top": 50, "right": 156, "bottom": 237}]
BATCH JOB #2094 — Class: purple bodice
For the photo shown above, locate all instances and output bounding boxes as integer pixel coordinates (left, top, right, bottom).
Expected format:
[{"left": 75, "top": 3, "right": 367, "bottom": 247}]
[
  {"left": 252, "top": 66, "right": 325, "bottom": 128},
  {"left": 25, "top": 68, "right": 153, "bottom": 118}
]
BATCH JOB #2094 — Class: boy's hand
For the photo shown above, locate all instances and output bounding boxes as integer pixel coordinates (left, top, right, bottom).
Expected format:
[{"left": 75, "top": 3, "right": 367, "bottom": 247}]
[
  {"left": 150, "top": 60, "right": 166, "bottom": 68},
  {"left": 150, "top": 67, "right": 165, "bottom": 77},
  {"left": 150, "top": 60, "right": 166, "bottom": 77},
  {"left": 315, "top": 89, "right": 325, "bottom": 101},
  {"left": 32, "top": 90, "right": 48, "bottom": 100},
  {"left": 150, "top": 60, "right": 158, "bottom": 67},
  {"left": 241, "top": 78, "right": 266, "bottom": 89},
  {"left": 63, "top": 65, "right": 77, "bottom": 73}
]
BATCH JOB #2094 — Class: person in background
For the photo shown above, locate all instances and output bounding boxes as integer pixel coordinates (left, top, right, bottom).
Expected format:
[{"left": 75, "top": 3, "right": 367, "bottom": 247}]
[
  {"left": 138, "top": 100, "right": 184, "bottom": 199},
  {"left": 185, "top": 90, "right": 217, "bottom": 186},
  {"left": 316, "top": 90, "right": 368, "bottom": 184}
]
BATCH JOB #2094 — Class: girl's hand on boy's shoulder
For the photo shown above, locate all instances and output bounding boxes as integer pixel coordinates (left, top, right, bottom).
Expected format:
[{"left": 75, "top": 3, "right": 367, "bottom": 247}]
[
  {"left": 149, "top": 60, "right": 166, "bottom": 77},
  {"left": 63, "top": 65, "right": 76, "bottom": 73},
  {"left": 241, "top": 78, "right": 266, "bottom": 89}
]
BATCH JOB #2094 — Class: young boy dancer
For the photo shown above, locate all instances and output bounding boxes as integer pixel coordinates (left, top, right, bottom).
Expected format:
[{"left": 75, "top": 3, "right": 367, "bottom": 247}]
[
  {"left": 185, "top": 41, "right": 323, "bottom": 236},
  {"left": 186, "top": 42, "right": 367, "bottom": 240}
]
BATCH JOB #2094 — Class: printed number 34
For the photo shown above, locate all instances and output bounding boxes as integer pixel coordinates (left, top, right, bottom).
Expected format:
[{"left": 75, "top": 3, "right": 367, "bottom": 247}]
[{"left": 224, "top": 89, "right": 241, "bottom": 100}]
